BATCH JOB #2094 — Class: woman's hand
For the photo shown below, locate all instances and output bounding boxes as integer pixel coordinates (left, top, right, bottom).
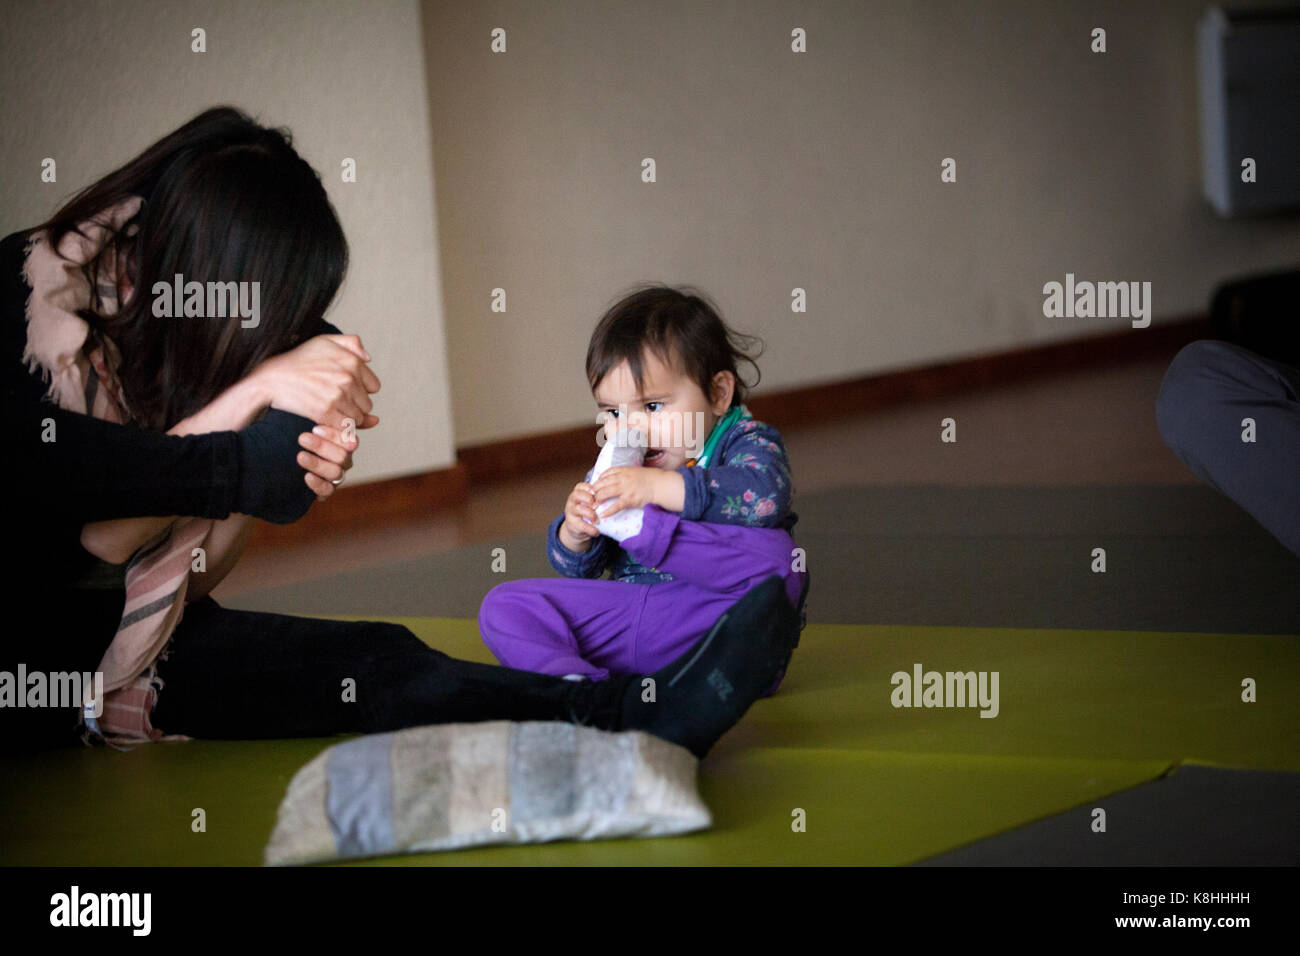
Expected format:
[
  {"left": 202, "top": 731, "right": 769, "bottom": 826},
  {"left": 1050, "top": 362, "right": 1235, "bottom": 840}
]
[
  {"left": 297, "top": 422, "right": 358, "bottom": 500},
  {"left": 250, "top": 334, "right": 381, "bottom": 432}
]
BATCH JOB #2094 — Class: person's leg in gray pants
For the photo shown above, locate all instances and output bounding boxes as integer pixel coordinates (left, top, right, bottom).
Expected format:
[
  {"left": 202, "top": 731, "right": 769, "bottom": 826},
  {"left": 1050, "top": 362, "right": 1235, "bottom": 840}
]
[{"left": 1156, "top": 340, "right": 1300, "bottom": 558}]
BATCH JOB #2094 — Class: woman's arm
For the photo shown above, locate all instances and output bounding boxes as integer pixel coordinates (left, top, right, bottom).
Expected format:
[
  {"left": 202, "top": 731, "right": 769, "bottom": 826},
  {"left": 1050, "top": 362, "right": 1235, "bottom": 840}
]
[
  {"left": 11, "top": 391, "right": 244, "bottom": 524},
  {"left": 76, "top": 326, "right": 377, "bottom": 561},
  {"left": 76, "top": 322, "right": 371, "bottom": 561}
]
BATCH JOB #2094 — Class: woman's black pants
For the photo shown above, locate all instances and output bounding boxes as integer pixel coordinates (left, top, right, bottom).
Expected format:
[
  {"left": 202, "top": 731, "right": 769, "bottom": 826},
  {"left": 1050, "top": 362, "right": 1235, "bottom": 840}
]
[{"left": 147, "top": 596, "right": 631, "bottom": 740}]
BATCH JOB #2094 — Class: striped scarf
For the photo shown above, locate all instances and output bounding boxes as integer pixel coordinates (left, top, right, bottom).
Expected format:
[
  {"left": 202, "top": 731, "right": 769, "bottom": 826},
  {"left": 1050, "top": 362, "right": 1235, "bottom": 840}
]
[{"left": 22, "top": 196, "right": 216, "bottom": 748}]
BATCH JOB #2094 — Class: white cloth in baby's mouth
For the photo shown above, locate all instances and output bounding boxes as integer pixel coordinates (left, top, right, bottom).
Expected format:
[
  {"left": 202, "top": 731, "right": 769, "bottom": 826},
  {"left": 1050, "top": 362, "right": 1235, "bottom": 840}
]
[{"left": 591, "top": 427, "right": 646, "bottom": 541}]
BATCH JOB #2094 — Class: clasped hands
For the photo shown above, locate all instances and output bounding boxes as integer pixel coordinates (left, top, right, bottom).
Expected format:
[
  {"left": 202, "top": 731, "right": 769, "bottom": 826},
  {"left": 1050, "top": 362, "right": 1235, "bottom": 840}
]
[{"left": 247, "top": 333, "right": 381, "bottom": 499}]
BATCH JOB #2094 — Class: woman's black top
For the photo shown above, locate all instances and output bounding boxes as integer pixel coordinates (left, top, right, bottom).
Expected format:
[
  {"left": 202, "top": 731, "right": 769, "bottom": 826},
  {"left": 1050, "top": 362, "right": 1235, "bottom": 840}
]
[{"left": 2, "top": 227, "right": 341, "bottom": 739}]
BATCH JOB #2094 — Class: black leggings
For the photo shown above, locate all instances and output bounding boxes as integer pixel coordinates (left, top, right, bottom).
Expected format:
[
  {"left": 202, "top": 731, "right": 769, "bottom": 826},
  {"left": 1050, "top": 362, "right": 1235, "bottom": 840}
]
[{"left": 150, "top": 596, "right": 633, "bottom": 740}]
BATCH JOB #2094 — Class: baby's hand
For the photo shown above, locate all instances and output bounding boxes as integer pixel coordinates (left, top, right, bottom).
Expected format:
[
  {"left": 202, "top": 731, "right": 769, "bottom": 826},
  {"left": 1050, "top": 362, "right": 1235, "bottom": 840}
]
[
  {"left": 560, "top": 481, "right": 600, "bottom": 551},
  {"left": 591, "top": 466, "right": 667, "bottom": 517}
]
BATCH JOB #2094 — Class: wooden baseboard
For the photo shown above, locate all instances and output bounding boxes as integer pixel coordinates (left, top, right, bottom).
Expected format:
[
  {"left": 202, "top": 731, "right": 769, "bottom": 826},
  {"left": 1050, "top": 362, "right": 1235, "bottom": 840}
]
[
  {"left": 460, "top": 315, "right": 1211, "bottom": 481},
  {"left": 748, "top": 314, "right": 1210, "bottom": 430},
  {"left": 251, "top": 316, "right": 1208, "bottom": 545},
  {"left": 457, "top": 424, "right": 602, "bottom": 485}
]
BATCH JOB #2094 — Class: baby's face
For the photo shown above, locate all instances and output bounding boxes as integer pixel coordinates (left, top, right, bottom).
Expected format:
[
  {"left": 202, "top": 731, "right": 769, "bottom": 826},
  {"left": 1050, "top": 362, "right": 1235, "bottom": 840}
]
[{"left": 594, "top": 349, "right": 727, "bottom": 470}]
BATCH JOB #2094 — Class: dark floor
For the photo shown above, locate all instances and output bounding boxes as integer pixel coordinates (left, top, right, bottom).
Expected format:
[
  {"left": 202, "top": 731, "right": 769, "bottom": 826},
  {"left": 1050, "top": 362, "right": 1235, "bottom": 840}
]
[
  {"left": 226, "top": 484, "right": 1299, "bottom": 635},
  {"left": 918, "top": 765, "right": 1300, "bottom": 865}
]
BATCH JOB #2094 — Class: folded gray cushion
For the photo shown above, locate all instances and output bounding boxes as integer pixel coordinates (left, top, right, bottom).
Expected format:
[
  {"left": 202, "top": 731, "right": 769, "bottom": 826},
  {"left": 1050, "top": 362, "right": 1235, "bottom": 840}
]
[{"left": 264, "top": 721, "right": 711, "bottom": 865}]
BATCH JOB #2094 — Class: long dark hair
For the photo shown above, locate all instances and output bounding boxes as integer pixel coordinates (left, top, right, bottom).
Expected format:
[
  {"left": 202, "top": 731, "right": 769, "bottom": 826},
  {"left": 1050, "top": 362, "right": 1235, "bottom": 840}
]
[
  {"left": 34, "top": 106, "right": 348, "bottom": 431},
  {"left": 586, "top": 285, "right": 762, "bottom": 408}
]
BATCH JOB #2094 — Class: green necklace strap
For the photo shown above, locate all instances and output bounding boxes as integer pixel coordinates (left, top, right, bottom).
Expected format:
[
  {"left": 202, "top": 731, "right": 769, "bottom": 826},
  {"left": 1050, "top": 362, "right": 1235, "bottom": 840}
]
[{"left": 695, "top": 405, "right": 749, "bottom": 468}]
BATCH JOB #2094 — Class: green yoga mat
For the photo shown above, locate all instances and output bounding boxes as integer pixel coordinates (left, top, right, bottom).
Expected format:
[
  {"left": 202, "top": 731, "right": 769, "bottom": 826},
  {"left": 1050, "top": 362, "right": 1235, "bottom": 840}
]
[{"left": 1, "top": 619, "right": 1294, "bottom": 866}]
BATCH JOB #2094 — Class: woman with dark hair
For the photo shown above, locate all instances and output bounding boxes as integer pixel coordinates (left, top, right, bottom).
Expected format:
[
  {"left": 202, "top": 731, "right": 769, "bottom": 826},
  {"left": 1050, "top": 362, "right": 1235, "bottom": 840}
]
[{"left": 2, "top": 107, "right": 799, "bottom": 756}]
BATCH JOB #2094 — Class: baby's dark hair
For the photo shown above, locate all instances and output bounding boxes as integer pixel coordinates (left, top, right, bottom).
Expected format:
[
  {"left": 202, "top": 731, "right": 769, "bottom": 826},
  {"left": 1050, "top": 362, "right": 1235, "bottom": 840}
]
[{"left": 585, "top": 284, "right": 762, "bottom": 408}]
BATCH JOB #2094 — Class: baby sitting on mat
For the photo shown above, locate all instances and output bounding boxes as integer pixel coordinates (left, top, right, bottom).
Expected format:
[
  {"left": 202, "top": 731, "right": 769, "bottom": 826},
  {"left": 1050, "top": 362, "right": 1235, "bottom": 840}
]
[{"left": 478, "top": 285, "right": 808, "bottom": 696}]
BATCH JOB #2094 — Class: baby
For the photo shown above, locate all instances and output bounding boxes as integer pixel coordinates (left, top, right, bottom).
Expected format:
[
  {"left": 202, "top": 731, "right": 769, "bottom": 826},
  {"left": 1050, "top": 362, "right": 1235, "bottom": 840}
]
[{"left": 478, "top": 285, "right": 808, "bottom": 693}]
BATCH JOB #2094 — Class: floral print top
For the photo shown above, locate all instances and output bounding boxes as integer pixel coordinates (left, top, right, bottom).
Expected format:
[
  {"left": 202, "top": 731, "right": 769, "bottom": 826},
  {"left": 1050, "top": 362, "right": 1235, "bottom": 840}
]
[{"left": 546, "top": 415, "right": 797, "bottom": 584}]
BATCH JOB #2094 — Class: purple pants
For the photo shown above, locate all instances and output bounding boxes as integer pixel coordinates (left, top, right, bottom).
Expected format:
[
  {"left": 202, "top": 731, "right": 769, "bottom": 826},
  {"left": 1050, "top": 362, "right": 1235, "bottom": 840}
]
[{"left": 478, "top": 505, "right": 807, "bottom": 690}]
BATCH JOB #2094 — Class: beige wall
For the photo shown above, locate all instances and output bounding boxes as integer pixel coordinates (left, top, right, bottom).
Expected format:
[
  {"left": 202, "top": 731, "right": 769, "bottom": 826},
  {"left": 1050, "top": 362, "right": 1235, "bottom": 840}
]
[
  {"left": 4, "top": 1, "right": 1297, "bottom": 480},
  {"left": 423, "top": 0, "right": 1300, "bottom": 447},
  {"left": 0, "top": 0, "right": 456, "bottom": 482}
]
